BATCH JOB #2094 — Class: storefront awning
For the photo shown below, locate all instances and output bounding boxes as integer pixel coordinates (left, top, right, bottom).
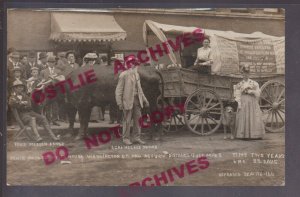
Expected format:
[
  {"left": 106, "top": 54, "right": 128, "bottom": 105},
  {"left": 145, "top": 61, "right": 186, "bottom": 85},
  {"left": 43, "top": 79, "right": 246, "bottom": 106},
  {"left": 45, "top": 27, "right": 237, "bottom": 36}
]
[{"left": 50, "top": 12, "right": 127, "bottom": 43}]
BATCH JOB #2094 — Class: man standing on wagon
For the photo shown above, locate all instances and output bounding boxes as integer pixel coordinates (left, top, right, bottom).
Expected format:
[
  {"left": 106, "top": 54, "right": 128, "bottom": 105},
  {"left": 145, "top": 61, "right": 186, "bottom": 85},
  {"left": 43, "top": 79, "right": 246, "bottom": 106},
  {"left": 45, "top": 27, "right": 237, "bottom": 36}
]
[{"left": 115, "top": 56, "right": 149, "bottom": 145}]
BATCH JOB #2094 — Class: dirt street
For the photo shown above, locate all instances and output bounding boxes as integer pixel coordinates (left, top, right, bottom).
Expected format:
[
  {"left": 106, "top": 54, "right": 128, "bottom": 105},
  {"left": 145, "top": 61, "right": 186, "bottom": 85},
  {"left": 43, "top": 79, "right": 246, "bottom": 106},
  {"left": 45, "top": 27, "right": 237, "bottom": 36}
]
[{"left": 6, "top": 121, "right": 285, "bottom": 186}]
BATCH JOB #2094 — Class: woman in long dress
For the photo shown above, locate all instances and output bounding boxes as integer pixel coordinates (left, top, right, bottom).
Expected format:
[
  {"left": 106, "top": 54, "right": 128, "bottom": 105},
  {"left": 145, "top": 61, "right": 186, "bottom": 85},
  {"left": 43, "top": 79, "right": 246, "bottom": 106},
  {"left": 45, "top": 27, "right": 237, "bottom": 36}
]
[{"left": 234, "top": 65, "right": 265, "bottom": 139}]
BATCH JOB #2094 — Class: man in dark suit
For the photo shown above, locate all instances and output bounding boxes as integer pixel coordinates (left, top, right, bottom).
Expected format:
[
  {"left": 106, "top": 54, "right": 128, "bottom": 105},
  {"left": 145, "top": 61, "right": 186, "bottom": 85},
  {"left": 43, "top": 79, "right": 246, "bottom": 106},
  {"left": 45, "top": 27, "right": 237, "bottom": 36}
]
[
  {"left": 56, "top": 51, "right": 80, "bottom": 123},
  {"left": 40, "top": 56, "right": 61, "bottom": 81},
  {"left": 19, "top": 54, "right": 29, "bottom": 79},
  {"left": 7, "top": 52, "right": 21, "bottom": 84},
  {"left": 57, "top": 51, "right": 79, "bottom": 77},
  {"left": 37, "top": 52, "right": 48, "bottom": 71},
  {"left": 40, "top": 56, "right": 61, "bottom": 126}
]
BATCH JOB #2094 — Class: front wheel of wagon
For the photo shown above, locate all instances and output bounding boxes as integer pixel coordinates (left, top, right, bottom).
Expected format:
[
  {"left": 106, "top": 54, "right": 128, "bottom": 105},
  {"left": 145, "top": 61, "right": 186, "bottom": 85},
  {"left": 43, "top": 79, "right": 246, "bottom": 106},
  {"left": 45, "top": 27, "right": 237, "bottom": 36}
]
[
  {"left": 259, "top": 80, "right": 285, "bottom": 132},
  {"left": 184, "top": 89, "right": 223, "bottom": 136}
]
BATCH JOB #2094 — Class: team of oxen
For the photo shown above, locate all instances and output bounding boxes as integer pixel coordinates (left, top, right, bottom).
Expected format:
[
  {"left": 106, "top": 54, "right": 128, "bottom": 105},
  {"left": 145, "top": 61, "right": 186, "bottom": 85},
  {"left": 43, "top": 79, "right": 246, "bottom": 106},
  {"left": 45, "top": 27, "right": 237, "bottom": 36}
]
[{"left": 35, "top": 63, "right": 164, "bottom": 140}]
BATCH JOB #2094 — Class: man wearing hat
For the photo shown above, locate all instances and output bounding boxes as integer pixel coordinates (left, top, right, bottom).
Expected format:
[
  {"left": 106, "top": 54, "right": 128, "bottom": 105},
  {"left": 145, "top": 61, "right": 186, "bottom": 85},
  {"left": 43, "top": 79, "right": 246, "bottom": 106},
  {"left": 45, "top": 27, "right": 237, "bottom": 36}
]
[
  {"left": 9, "top": 66, "right": 27, "bottom": 90},
  {"left": 115, "top": 56, "right": 149, "bottom": 145},
  {"left": 9, "top": 80, "right": 60, "bottom": 141},
  {"left": 37, "top": 52, "right": 48, "bottom": 71},
  {"left": 56, "top": 51, "right": 68, "bottom": 68},
  {"left": 40, "top": 56, "right": 62, "bottom": 126},
  {"left": 7, "top": 51, "right": 21, "bottom": 81},
  {"left": 40, "top": 56, "right": 61, "bottom": 81},
  {"left": 57, "top": 51, "right": 79, "bottom": 77}
]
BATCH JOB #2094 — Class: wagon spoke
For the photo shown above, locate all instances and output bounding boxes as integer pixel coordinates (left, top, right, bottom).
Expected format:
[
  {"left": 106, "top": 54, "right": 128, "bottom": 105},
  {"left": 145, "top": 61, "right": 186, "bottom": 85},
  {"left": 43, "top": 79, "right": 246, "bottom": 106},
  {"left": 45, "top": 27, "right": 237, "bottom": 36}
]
[
  {"left": 271, "top": 111, "right": 274, "bottom": 128},
  {"left": 278, "top": 108, "right": 285, "bottom": 113},
  {"left": 274, "top": 111, "right": 279, "bottom": 128},
  {"left": 208, "top": 111, "right": 222, "bottom": 115},
  {"left": 275, "top": 84, "right": 281, "bottom": 99},
  {"left": 263, "top": 108, "right": 272, "bottom": 114},
  {"left": 207, "top": 103, "right": 220, "bottom": 111},
  {"left": 260, "top": 96, "right": 273, "bottom": 105},
  {"left": 278, "top": 99, "right": 285, "bottom": 105},
  {"left": 186, "top": 109, "right": 200, "bottom": 114},
  {"left": 189, "top": 100, "right": 201, "bottom": 110},
  {"left": 193, "top": 116, "right": 201, "bottom": 130},
  {"left": 271, "top": 85, "right": 277, "bottom": 101},
  {"left": 206, "top": 97, "right": 213, "bottom": 108},
  {"left": 201, "top": 92, "right": 206, "bottom": 107},
  {"left": 276, "top": 89, "right": 285, "bottom": 102},
  {"left": 276, "top": 110, "right": 284, "bottom": 123},
  {"left": 260, "top": 104, "right": 272, "bottom": 108},
  {"left": 266, "top": 111, "right": 271, "bottom": 122},
  {"left": 205, "top": 117, "right": 212, "bottom": 131},
  {"left": 188, "top": 114, "right": 200, "bottom": 123},
  {"left": 264, "top": 87, "right": 274, "bottom": 102},
  {"left": 207, "top": 115, "right": 218, "bottom": 124}
]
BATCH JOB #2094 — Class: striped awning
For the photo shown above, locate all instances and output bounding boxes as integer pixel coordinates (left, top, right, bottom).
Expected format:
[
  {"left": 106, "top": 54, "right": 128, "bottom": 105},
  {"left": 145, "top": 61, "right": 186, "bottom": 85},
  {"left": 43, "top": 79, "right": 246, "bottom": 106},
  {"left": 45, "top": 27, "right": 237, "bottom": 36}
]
[{"left": 50, "top": 12, "right": 127, "bottom": 43}]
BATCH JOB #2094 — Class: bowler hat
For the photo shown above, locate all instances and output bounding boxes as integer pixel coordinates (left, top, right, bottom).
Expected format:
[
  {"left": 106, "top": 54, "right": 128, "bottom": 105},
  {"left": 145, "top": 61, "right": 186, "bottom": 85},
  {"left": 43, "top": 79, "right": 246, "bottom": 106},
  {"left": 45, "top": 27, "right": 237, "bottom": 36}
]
[{"left": 39, "top": 52, "right": 48, "bottom": 60}]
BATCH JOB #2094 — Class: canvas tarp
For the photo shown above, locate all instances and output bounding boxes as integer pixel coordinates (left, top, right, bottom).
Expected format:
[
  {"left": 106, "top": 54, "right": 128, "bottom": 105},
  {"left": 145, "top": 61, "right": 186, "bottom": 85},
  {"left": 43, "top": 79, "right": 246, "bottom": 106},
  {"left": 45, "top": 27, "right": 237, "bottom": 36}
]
[{"left": 143, "top": 20, "right": 285, "bottom": 75}]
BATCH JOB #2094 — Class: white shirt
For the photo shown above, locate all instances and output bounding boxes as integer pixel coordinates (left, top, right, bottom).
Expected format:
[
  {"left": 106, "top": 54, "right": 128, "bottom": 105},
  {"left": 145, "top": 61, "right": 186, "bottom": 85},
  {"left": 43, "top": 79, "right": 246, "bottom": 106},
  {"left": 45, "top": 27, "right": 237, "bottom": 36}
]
[
  {"left": 49, "top": 67, "right": 55, "bottom": 75},
  {"left": 196, "top": 47, "right": 212, "bottom": 61}
]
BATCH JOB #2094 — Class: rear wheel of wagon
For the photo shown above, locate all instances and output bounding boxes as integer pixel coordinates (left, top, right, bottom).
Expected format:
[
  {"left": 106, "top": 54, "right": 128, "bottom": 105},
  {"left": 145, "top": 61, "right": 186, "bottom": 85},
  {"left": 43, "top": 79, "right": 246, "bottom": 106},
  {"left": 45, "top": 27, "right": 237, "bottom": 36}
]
[
  {"left": 157, "top": 96, "right": 186, "bottom": 133},
  {"left": 259, "top": 80, "right": 285, "bottom": 132},
  {"left": 184, "top": 89, "right": 223, "bottom": 136}
]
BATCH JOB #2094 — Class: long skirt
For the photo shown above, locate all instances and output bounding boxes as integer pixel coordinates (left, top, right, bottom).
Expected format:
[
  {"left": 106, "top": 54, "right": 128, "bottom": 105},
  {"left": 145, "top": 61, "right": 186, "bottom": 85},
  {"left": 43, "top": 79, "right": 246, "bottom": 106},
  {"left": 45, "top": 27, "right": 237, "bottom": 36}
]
[{"left": 235, "top": 94, "right": 265, "bottom": 139}]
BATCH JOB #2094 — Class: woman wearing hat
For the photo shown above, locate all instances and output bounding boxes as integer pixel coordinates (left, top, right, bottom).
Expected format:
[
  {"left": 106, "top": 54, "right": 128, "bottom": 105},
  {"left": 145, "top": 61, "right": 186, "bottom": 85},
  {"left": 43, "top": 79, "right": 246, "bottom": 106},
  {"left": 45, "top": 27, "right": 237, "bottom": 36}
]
[
  {"left": 82, "top": 53, "right": 98, "bottom": 67},
  {"left": 234, "top": 65, "right": 265, "bottom": 139}
]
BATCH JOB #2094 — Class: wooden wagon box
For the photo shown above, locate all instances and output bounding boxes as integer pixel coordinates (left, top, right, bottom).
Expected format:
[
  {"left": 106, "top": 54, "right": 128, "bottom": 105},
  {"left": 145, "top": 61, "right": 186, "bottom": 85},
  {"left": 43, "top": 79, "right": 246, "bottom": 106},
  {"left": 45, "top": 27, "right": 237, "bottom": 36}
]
[{"left": 159, "top": 68, "right": 238, "bottom": 100}]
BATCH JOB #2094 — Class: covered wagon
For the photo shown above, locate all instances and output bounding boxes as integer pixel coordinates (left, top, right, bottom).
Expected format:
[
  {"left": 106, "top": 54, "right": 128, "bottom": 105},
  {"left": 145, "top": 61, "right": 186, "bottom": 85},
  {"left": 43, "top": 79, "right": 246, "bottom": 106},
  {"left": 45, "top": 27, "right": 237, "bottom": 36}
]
[{"left": 143, "top": 20, "right": 285, "bottom": 135}]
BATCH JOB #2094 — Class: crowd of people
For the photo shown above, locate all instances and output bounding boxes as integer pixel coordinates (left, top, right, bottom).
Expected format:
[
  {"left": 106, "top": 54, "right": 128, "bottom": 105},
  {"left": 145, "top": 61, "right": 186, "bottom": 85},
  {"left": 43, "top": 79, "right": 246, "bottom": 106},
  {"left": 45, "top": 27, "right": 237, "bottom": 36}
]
[
  {"left": 6, "top": 48, "right": 114, "bottom": 141},
  {"left": 7, "top": 36, "right": 266, "bottom": 144}
]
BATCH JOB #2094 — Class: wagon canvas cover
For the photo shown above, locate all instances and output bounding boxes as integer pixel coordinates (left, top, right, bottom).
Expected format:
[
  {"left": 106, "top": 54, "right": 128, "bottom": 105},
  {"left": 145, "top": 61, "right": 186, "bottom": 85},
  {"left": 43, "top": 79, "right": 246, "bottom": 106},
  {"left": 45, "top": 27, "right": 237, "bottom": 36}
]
[{"left": 143, "top": 20, "right": 285, "bottom": 76}]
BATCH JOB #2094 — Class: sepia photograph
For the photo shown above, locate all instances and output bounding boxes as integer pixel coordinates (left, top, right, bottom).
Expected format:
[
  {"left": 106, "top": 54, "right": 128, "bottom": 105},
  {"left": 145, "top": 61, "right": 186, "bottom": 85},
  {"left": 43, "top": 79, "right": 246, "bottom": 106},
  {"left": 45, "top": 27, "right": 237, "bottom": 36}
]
[{"left": 6, "top": 8, "right": 285, "bottom": 186}]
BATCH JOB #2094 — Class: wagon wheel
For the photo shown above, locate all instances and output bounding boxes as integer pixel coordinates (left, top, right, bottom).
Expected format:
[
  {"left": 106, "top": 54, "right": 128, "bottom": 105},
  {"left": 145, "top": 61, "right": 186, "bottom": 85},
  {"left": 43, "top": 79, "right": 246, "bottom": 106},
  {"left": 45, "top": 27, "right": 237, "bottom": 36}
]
[
  {"left": 259, "top": 80, "right": 285, "bottom": 132},
  {"left": 184, "top": 89, "right": 223, "bottom": 136},
  {"left": 156, "top": 97, "right": 186, "bottom": 133},
  {"left": 162, "top": 112, "right": 186, "bottom": 133}
]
